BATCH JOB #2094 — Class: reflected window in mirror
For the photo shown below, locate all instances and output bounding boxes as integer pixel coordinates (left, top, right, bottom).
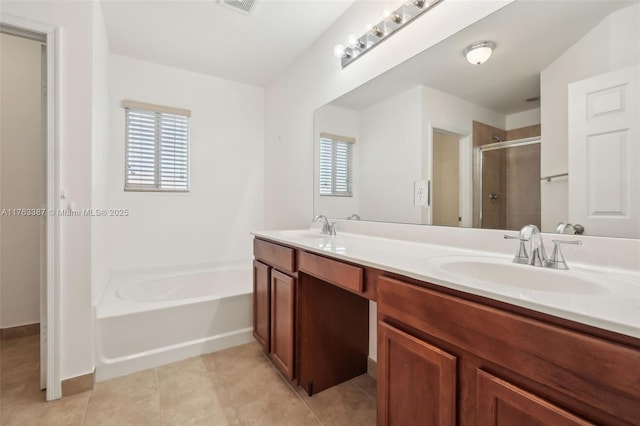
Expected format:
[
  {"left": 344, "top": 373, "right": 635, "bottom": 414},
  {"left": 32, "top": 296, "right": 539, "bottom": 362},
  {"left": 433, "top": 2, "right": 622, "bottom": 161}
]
[{"left": 319, "top": 133, "right": 354, "bottom": 197}]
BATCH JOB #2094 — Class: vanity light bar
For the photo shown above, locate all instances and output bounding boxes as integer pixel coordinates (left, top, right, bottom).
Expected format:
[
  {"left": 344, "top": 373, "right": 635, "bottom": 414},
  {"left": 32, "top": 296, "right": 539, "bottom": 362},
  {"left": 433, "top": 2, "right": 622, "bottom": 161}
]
[{"left": 335, "top": 0, "right": 443, "bottom": 68}]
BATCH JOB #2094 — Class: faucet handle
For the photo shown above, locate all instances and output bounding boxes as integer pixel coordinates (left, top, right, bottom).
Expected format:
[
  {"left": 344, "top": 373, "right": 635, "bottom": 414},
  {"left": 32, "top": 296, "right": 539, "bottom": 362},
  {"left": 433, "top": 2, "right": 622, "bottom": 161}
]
[
  {"left": 545, "top": 239, "right": 582, "bottom": 270},
  {"left": 504, "top": 234, "right": 529, "bottom": 264}
]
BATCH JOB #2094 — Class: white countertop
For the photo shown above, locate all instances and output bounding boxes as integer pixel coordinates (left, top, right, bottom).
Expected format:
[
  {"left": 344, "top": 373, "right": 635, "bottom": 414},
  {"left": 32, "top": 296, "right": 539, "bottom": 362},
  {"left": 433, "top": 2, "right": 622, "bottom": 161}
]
[{"left": 252, "top": 228, "right": 640, "bottom": 340}]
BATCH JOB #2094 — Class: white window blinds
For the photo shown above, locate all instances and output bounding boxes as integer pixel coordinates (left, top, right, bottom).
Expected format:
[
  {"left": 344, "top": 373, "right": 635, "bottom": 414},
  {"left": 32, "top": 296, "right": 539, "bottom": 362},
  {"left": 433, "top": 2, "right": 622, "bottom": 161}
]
[
  {"left": 319, "top": 134, "right": 354, "bottom": 197},
  {"left": 124, "top": 104, "right": 190, "bottom": 192}
]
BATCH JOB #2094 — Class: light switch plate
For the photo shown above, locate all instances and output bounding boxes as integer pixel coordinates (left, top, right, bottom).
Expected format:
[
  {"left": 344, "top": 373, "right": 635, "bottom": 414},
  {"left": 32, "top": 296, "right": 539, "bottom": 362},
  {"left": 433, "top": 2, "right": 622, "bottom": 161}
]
[{"left": 414, "top": 179, "right": 428, "bottom": 206}]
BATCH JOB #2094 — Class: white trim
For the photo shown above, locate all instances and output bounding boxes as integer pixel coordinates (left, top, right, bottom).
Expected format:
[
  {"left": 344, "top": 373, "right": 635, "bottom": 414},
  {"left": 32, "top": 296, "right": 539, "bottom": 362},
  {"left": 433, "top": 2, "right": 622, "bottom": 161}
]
[
  {"left": 458, "top": 136, "right": 472, "bottom": 228},
  {"left": 0, "top": 13, "right": 61, "bottom": 401}
]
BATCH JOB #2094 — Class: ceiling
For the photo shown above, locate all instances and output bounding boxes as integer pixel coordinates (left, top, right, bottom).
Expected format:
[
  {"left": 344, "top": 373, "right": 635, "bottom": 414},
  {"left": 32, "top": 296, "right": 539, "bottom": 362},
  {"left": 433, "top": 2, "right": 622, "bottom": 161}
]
[
  {"left": 331, "top": 0, "right": 634, "bottom": 115},
  {"left": 101, "top": 0, "right": 357, "bottom": 87}
]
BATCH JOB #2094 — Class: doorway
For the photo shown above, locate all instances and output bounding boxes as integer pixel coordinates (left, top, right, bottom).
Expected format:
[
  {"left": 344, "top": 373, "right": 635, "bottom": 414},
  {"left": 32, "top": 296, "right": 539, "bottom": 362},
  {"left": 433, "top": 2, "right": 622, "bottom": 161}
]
[
  {"left": 425, "top": 125, "right": 472, "bottom": 227},
  {"left": 0, "top": 16, "right": 61, "bottom": 401},
  {"left": 432, "top": 130, "right": 460, "bottom": 227},
  {"left": 0, "top": 27, "right": 46, "bottom": 392}
]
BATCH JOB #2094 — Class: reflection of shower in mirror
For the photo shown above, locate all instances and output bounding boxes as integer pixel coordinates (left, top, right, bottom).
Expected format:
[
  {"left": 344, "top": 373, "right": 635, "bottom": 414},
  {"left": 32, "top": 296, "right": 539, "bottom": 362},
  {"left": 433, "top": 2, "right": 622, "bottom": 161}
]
[{"left": 478, "top": 136, "right": 541, "bottom": 232}]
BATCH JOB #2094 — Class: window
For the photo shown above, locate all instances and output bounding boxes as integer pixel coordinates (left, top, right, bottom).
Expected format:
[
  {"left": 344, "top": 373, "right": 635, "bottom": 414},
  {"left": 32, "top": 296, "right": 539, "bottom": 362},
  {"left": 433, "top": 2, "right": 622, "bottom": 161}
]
[
  {"left": 123, "top": 100, "right": 190, "bottom": 192},
  {"left": 319, "top": 133, "right": 354, "bottom": 197}
]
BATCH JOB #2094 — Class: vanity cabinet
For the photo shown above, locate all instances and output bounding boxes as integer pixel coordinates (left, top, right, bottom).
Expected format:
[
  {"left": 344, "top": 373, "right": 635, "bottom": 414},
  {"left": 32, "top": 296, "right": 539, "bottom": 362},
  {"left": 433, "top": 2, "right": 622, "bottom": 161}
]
[
  {"left": 253, "top": 239, "right": 297, "bottom": 380},
  {"left": 377, "top": 275, "right": 639, "bottom": 426},
  {"left": 252, "top": 238, "right": 372, "bottom": 393}
]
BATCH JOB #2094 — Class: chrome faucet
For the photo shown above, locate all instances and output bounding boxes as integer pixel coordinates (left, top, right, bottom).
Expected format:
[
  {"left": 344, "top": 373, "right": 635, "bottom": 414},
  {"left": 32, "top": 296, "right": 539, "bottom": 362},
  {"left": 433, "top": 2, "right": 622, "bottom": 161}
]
[
  {"left": 313, "top": 215, "right": 336, "bottom": 235},
  {"left": 519, "top": 224, "right": 548, "bottom": 266},
  {"left": 505, "top": 224, "right": 581, "bottom": 269},
  {"left": 504, "top": 225, "right": 547, "bottom": 266},
  {"left": 556, "top": 222, "right": 584, "bottom": 235}
]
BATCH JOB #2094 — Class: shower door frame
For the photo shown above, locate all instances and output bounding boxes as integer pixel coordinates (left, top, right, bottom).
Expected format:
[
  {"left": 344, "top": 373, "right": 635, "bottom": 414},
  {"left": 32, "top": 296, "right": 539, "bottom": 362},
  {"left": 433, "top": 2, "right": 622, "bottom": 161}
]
[{"left": 477, "top": 137, "right": 541, "bottom": 229}]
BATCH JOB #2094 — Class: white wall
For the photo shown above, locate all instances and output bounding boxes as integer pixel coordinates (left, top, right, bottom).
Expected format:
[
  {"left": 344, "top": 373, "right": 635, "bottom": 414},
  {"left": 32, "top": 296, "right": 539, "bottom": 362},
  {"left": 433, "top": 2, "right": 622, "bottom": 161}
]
[
  {"left": 360, "top": 85, "right": 423, "bottom": 223},
  {"left": 314, "top": 105, "right": 360, "bottom": 220},
  {"left": 422, "top": 85, "right": 505, "bottom": 134},
  {"left": 107, "top": 55, "right": 264, "bottom": 271},
  {"left": 506, "top": 108, "right": 540, "bottom": 131},
  {"left": 1, "top": 0, "right": 97, "bottom": 380},
  {"left": 0, "top": 34, "right": 43, "bottom": 329},
  {"left": 91, "top": 2, "right": 111, "bottom": 305},
  {"left": 540, "top": 3, "right": 640, "bottom": 232}
]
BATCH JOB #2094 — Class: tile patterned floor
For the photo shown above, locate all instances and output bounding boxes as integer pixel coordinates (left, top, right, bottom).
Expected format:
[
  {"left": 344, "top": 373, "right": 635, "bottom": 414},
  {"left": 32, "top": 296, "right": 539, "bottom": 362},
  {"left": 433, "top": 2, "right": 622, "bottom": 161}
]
[{"left": 0, "top": 335, "right": 376, "bottom": 425}]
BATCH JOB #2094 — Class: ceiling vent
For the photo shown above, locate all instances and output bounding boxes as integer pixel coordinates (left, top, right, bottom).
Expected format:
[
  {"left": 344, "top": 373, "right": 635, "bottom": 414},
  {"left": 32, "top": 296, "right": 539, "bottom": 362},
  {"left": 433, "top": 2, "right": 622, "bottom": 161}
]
[{"left": 219, "top": 0, "right": 258, "bottom": 14}]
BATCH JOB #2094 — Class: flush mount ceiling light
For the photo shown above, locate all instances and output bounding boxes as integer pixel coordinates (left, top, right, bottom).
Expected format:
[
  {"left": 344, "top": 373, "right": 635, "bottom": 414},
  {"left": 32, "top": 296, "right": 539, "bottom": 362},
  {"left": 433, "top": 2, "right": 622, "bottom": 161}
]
[
  {"left": 463, "top": 41, "right": 496, "bottom": 65},
  {"left": 333, "top": 0, "right": 443, "bottom": 68}
]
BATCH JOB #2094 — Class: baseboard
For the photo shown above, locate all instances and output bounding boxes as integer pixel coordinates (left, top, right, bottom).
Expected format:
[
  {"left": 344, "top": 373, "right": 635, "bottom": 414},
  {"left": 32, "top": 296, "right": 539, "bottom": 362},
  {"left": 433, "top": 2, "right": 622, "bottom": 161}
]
[
  {"left": 367, "top": 357, "right": 377, "bottom": 379},
  {"left": 0, "top": 323, "right": 39, "bottom": 340},
  {"left": 62, "top": 370, "right": 95, "bottom": 397}
]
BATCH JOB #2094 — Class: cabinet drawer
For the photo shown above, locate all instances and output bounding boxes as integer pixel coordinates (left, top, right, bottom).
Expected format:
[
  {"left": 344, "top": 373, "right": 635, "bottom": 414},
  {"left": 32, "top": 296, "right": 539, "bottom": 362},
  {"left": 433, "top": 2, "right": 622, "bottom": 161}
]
[
  {"left": 254, "top": 238, "right": 295, "bottom": 273},
  {"left": 299, "top": 251, "right": 363, "bottom": 294}
]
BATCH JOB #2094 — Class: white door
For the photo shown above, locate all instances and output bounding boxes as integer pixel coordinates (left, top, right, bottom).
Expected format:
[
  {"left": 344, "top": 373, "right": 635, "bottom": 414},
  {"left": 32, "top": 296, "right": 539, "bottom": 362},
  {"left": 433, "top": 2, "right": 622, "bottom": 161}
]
[{"left": 568, "top": 65, "right": 639, "bottom": 238}]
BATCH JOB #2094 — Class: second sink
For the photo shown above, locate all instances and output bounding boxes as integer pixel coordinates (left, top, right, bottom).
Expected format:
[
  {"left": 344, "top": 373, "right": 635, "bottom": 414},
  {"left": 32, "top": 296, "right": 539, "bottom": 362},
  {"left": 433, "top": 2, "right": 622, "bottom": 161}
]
[{"left": 428, "top": 256, "right": 609, "bottom": 294}]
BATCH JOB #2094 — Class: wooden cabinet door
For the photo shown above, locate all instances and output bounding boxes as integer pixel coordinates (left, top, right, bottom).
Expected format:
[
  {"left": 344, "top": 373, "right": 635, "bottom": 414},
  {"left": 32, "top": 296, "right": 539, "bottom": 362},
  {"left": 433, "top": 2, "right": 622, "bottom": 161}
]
[
  {"left": 270, "top": 269, "right": 295, "bottom": 381},
  {"left": 476, "top": 370, "right": 594, "bottom": 426},
  {"left": 252, "top": 260, "right": 270, "bottom": 353},
  {"left": 378, "top": 321, "right": 456, "bottom": 426}
]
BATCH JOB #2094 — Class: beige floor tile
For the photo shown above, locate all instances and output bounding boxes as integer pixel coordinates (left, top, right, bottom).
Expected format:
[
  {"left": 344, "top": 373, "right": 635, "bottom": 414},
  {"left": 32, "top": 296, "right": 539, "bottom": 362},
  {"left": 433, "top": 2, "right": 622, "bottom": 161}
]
[
  {"left": 297, "top": 380, "right": 375, "bottom": 424},
  {"left": 0, "top": 373, "right": 28, "bottom": 407},
  {"left": 234, "top": 396, "right": 321, "bottom": 426},
  {"left": 323, "top": 404, "right": 377, "bottom": 426},
  {"left": 0, "top": 336, "right": 377, "bottom": 426},
  {"left": 90, "top": 368, "right": 158, "bottom": 403},
  {"left": 209, "top": 342, "right": 267, "bottom": 375},
  {"left": 82, "top": 394, "right": 161, "bottom": 426},
  {"left": 351, "top": 373, "right": 377, "bottom": 399},
  {"left": 158, "top": 355, "right": 239, "bottom": 426},
  {"left": 2, "top": 390, "right": 90, "bottom": 426}
]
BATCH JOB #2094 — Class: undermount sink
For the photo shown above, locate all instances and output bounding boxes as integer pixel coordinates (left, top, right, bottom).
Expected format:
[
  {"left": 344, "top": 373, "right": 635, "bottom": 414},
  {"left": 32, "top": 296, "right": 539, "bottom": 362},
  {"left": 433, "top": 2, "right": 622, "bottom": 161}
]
[{"left": 429, "top": 256, "right": 609, "bottom": 295}]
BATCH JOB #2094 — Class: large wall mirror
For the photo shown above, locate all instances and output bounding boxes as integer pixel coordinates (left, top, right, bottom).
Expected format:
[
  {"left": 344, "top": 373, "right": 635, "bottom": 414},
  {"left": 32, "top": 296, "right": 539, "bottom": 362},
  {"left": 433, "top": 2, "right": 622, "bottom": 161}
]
[{"left": 314, "top": 0, "right": 639, "bottom": 238}]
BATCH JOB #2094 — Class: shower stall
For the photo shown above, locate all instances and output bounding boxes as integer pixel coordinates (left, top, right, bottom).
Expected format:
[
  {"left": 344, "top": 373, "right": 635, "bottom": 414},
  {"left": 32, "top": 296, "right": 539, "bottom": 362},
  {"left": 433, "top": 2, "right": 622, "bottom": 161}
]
[{"left": 477, "top": 137, "right": 541, "bottom": 231}]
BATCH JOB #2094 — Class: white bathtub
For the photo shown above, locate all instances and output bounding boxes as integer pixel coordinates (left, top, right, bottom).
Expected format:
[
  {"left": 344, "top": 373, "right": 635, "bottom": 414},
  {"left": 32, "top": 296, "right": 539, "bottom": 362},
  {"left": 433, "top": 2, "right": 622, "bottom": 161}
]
[{"left": 95, "top": 262, "right": 254, "bottom": 382}]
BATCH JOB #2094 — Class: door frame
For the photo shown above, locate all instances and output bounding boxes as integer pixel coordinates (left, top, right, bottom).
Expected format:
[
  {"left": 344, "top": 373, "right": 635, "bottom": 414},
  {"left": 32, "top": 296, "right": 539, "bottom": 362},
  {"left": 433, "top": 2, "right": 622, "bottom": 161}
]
[
  {"left": 424, "top": 122, "right": 472, "bottom": 227},
  {"left": 1, "top": 13, "right": 61, "bottom": 401}
]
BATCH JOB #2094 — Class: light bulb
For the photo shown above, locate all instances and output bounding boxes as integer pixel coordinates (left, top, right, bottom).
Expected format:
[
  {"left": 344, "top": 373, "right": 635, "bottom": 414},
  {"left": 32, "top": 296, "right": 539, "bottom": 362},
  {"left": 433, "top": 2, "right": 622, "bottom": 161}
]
[
  {"left": 347, "top": 34, "right": 358, "bottom": 48},
  {"left": 382, "top": 9, "right": 391, "bottom": 18},
  {"left": 333, "top": 44, "right": 345, "bottom": 58}
]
